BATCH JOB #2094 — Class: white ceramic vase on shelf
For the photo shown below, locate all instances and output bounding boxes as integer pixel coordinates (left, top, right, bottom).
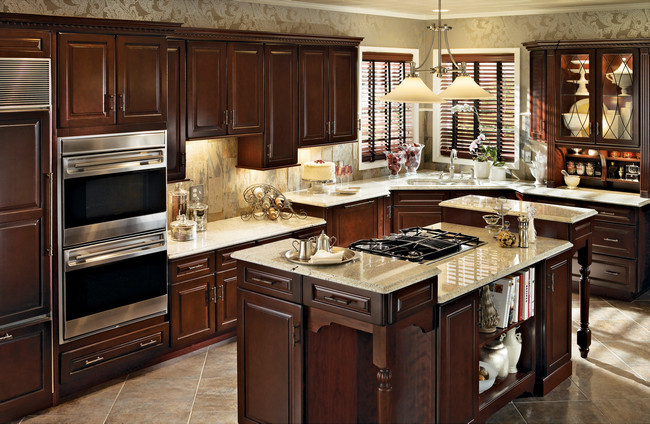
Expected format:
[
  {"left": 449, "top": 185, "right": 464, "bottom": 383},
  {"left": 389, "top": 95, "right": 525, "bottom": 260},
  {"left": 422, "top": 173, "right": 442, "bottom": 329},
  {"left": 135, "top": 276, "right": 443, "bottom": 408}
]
[
  {"left": 503, "top": 328, "right": 522, "bottom": 373},
  {"left": 474, "top": 161, "right": 491, "bottom": 179}
]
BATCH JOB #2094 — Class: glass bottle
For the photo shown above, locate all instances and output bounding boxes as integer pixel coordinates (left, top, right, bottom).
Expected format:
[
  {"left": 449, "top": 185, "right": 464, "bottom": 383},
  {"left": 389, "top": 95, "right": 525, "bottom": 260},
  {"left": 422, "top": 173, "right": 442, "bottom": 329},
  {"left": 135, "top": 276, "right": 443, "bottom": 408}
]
[
  {"left": 170, "top": 183, "right": 188, "bottom": 223},
  {"left": 189, "top": 190, "right": 208, "bottom": 232}
]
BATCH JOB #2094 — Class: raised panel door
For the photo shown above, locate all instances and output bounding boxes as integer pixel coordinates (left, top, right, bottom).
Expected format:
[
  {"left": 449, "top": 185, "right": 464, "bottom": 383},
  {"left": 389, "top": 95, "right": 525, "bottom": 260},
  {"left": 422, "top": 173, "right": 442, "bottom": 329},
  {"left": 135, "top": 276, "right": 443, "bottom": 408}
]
[
  {"left": 391, "top": 206, "right": 441, "bottom": 233},
  {"left": 166, "top": 40, "right": 186, "bottom": 181},
  {"left": 187, "top": 41, "right": 227, "bottom": 139},
  {"left": 330, "top": 198, "right": 378, "bottom": 247},
  {"left": 116, "top": 35, "right": 167, "bottom": 124},
  {"left": 530, "top": 50, "right": 547, "bottom": 141},
  {"left": 228, "top": 42, "right": 264, "bottom": 134},
  {"left": 216, "top": 269, "right": 238, "bottom": 332},
  {"left": 299, "top": 45, "right": 329, "bottom": 147},
  {"left": 58, "top": 33, "right": 115, "bottom": 128},
  {"left": 238, "top": 289, "right": 303, "bottom": 424},
  {"left": 265, "top": 44, "right": 298, "bottom": 167},
  {"left": 544, "top": 251, "right": 572, "bottom": 373},
  {"left": 170, "top": 275, "right": 215, "bottom": 347},
  {"left": 329, "top": 46, "right": 357, "bottom": 143}
]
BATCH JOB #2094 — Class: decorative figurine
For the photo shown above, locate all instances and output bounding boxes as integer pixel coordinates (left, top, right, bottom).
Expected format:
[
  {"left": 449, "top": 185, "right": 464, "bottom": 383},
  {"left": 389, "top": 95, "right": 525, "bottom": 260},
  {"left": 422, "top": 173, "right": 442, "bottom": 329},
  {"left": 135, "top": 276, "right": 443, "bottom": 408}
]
[{"left": 479, "top": 286, "right": 500, "bottom": 333}]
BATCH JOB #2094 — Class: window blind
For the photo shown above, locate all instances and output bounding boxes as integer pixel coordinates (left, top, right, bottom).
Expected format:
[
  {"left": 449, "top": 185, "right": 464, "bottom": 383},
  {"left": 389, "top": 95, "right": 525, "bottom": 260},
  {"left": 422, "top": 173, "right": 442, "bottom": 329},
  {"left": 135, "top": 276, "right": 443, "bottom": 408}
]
[
  {"left": 439, "top": 54, "right": 516, "bottom": 162},
  {"left": 361, "top": 52, "right": 414, "bottom": 162}
]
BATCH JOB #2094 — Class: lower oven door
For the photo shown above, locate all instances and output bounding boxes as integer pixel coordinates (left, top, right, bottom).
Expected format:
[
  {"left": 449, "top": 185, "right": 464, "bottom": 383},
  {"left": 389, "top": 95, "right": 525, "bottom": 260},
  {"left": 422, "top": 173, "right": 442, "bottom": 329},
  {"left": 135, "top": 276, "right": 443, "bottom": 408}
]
[{"left": 61, "top": 231, "right": 168, "bottom": 342}]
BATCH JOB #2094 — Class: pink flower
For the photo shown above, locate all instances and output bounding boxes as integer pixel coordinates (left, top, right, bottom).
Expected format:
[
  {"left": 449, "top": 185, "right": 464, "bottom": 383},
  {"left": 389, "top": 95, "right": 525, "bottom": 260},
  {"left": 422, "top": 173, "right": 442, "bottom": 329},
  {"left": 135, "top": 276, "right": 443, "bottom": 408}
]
[{"left": 469, "top": 139, "right": 479, "bottom": 152}]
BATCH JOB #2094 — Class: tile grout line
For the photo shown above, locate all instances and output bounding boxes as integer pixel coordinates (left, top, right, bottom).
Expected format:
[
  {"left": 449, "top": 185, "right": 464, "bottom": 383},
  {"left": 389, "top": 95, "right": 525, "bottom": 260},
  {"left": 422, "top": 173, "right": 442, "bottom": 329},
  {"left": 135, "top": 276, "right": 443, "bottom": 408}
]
[
  {"left": 102, "top": 377, "right": 127, "bottom": 424},
  {"left": 186, "top": 348, "right": 210, "bottom": 424}
]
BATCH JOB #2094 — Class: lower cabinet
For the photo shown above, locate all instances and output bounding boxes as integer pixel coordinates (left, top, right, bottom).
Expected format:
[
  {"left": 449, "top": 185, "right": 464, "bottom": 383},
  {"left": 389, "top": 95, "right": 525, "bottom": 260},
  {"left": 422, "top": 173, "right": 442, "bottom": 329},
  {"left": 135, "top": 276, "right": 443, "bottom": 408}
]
[
  {"left": 391, "top": 190, "right": 447, "bottom": 232},
  {"left": 0, "top": 320, "right": 52, "bottom": 423},
  {"left": 216, "top": 269, "right": 238, "bottom": 332},
  {"left": 237, "top": 288, "right": 303, "bottom": 424},
  {"left": 170, "top": 275, "right": 215, "bottom": 346}
]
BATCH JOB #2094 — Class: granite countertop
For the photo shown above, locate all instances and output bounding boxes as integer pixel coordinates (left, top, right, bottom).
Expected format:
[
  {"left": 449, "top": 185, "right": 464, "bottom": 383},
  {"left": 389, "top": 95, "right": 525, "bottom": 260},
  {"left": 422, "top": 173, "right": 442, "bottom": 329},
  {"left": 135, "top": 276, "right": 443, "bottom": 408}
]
[
  {"left": 231, "top": 222, "right": 573, "bottom": 302},
  {"left": 167, "top": 216, "right": 326, "bottom": 260},
  {"left": 284, "top": 172, "right": 650, "bottom": 208},
  {"left": 440, "top": 195, "right": 598, "bottom": 224}
]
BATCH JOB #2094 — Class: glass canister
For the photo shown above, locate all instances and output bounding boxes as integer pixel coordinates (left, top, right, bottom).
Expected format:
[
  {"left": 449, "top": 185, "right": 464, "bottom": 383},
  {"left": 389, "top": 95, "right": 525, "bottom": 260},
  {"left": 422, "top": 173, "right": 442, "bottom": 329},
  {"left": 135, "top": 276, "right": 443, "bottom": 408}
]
[
  {"left": 576, "top": 162, "right": 585, "bottom": 175},
  {"left": 586, "top": 162, "right": 594, "bottom": 176},
  {"left": 170, "top": 183, "right": 188, "bottom": 225},
  {"left": 170, "top": 214, "right": 196, "bottom": 241},
  {"left": 190, "top": 201, "right": 208, "bottom": 232}
]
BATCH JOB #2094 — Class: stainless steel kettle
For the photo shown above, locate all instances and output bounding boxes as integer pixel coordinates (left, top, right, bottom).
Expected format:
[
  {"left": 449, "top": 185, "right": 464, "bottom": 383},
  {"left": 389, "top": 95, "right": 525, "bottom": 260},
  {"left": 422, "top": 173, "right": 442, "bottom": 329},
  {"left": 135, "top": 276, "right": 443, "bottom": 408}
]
[{"left": 311, "top": 230, "right": 337, "bottom": 253}]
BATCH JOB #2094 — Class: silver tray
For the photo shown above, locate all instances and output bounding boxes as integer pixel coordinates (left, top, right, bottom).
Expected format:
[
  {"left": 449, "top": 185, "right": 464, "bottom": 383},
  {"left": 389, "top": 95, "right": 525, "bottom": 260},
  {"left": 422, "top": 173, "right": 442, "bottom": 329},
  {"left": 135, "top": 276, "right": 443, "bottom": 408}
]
[{"left": 284, "top": 246, "right": 356, "bottom": 265}]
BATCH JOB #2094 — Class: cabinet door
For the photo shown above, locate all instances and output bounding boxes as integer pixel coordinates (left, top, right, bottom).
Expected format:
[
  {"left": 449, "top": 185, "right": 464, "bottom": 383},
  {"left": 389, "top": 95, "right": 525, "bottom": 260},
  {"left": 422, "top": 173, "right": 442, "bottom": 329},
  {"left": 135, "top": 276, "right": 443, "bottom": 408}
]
[
  {"left": 58, "top": 33, "right": 115, "bottom": 128},
  {"left": 0, "top": 321, "right": 52, "bottom": 422},
  {"left": 557, "top": 50, "right": 594, "bottom": 143},
  {"left": 265, "top": 44, "right": 298, "bottom": 167},
  {"left": 170, "top": 275, "right": 215, "bottom": 347},
  {"left": 0, "top": 112, "right": 51, "bottom": 326},
  {"left": 544, "top": 251, "right": 572, "bottom": 374},
  {"left": 116, "top": 35, "right": 167, "bottom": 125},
  {"left": 238, "top": 289, "right": 302, "bottom": 424},
  {"left": 216, "top": 269, "right": 238, "bottom": 332},
  {"left": 299, "top": 45, "right": 329, "bottom": 147},
  {"left": 437, "top": 291, "right": 478, "bottom": 424},
  {"left": 329, "top": 46, "right": 357, "bottom": 143},
  {"left": 529, "top": 50, "right": 547, "bottom": 141},
  {"left": 330, "top": 198, "right": 379, "bottom": 247},
  {"left": 166, "top": 40, "right": 186, "bottom": 182},
  {"left": 187, "top": 41, "right": 227, "bottom": 139},
  {"left": 391, "top": 207, "right": 441, "bottom": 233},
  {"left": 228, "top": 42, "right": 264, "bottom": 135}
]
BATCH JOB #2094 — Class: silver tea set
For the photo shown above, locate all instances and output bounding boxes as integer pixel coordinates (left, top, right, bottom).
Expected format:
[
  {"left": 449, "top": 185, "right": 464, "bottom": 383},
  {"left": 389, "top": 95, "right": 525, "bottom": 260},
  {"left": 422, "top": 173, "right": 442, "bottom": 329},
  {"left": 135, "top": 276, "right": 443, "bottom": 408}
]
[{"left": 292, "top": 231, "right": 337, "bottom": 261}]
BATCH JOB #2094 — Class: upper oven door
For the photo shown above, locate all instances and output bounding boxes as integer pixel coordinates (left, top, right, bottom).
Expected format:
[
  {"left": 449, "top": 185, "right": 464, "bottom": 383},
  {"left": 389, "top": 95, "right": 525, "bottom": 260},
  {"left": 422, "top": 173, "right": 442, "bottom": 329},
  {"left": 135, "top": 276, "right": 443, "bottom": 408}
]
[{"left": 61, "top": 132, "right": 167, "bottom": 247}]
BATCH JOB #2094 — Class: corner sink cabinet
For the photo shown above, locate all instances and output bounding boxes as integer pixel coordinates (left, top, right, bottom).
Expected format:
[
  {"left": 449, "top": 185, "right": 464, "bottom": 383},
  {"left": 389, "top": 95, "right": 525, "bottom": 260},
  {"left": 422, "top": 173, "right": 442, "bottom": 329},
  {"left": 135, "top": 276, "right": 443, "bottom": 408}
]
[
  {"left": 525, "top": 39, "right": 649, "bottom": 197},
  {"left": 236, "top": 248, "right": 573, "bottom": 423}
]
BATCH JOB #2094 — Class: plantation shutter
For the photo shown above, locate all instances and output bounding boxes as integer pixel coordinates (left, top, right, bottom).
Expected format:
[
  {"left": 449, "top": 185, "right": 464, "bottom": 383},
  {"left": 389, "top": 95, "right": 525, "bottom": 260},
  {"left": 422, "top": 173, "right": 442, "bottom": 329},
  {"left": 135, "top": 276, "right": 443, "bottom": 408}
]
[
  {"left": 361, "top": 52, "right": 414, "bottom": 162},
  {"left": 439, "top": 54, "right": 516, "bottom": 162}
]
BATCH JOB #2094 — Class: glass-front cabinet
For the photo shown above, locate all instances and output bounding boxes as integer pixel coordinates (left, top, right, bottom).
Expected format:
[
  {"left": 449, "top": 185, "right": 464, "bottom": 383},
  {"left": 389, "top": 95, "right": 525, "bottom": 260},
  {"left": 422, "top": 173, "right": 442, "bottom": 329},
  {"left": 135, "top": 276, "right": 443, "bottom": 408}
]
[{"left": 558, "top": 49, "right": 637, "bottom": 147}]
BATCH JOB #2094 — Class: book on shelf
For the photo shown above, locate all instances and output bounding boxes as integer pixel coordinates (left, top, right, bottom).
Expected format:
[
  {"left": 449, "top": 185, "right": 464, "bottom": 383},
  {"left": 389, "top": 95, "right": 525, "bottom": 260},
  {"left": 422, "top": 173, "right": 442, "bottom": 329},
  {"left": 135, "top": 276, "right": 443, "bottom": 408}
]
[
  {"left": 488, "top": 278, "right": 514, "bottom": 329},
  {"left": 503, "top": 267, "right": 536, "bottom": 325}
]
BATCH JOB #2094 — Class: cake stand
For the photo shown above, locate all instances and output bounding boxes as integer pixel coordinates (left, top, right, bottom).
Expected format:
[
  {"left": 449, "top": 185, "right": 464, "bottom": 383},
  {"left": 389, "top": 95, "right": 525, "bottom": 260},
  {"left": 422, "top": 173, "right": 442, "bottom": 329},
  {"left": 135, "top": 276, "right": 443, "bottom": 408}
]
[{"left": 304, "top": 178, "right": 334, "bottom": 193}]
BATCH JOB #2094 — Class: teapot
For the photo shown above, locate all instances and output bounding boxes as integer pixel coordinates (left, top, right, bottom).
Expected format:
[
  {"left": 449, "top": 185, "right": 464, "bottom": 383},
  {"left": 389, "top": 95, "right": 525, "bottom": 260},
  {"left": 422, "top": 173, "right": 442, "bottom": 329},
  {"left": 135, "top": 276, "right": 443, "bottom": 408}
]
[{"left": 310, "top": 230, "right": 337, "bottom": 253}]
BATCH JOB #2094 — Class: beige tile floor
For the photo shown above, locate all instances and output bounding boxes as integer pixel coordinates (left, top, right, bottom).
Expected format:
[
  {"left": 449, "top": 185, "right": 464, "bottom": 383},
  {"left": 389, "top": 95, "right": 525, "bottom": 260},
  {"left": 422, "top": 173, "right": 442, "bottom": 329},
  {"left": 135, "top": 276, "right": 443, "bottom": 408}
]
[{"left": 14, "top": 291, "right": 650, "bottom": 424}]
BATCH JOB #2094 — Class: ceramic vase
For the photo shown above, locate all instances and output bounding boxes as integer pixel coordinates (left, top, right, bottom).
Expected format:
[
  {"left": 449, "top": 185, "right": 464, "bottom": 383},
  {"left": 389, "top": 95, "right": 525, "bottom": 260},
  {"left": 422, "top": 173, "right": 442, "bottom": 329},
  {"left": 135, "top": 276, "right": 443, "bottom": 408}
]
[
  {"left": 490, "top": 166, "right": 507, "bottom": 181},
  {"left": 503, "top": 328, "right": 522, "bottom": 373},
  {"left": 479, "top": 339, "right": 509, "bottom": 379},
  {"left": 474, "top": 161, "right": 491, "bottom": 179}
]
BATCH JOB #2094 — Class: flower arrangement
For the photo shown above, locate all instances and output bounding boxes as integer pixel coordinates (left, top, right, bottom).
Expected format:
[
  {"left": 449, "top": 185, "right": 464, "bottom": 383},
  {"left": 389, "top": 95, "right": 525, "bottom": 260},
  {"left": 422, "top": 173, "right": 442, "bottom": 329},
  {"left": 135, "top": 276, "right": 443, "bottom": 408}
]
[{"left": 451, "top": 104, "right": 504, "bottom": 167}]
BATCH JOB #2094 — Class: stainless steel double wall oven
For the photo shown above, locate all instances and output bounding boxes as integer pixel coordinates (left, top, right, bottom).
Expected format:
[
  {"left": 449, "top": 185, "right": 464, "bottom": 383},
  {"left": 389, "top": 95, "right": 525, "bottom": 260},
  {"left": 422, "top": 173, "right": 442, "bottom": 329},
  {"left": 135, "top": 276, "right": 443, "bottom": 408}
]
[{"left": 58, "top": 131, "right": 168, "bottom": 342}]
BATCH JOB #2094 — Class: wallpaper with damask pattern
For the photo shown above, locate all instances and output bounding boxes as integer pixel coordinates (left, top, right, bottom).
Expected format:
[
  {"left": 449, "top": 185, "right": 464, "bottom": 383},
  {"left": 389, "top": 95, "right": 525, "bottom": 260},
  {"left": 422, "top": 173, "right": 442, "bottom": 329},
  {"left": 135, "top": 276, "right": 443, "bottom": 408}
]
[{"left": 4, "top": 0, "right": 648, "bottom": 218}]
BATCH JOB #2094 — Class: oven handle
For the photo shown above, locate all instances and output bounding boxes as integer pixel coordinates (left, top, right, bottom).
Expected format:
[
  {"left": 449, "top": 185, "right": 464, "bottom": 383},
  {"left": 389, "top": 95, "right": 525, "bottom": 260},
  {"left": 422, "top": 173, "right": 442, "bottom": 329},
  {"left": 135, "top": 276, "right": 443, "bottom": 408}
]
[
  {"left": 64, "top": 149, "right": 165, "bottom": 178},
  {"left": 67, "top": 239, "right": 165, "bottom": 268}
]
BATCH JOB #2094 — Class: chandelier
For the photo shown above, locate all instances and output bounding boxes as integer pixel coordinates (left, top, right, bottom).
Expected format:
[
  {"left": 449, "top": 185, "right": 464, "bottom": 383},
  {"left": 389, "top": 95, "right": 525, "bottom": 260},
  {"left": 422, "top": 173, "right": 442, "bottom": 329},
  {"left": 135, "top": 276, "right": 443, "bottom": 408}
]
[{"left": 380, "top": 0, "right": 494, "bottom": 103}]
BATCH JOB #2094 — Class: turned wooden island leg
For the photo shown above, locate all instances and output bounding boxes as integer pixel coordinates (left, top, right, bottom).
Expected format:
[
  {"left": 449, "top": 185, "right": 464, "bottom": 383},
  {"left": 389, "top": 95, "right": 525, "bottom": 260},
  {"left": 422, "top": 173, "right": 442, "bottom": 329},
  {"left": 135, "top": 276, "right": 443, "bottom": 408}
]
[
  {"left": 577, "top": 244, "right": 592, "bottom": 358},
  {"left": 373, "top": 326, "right": 395, "bottom": 424},
  {"left": 377, "top": 368, "right": 392, "bottom": 423}
]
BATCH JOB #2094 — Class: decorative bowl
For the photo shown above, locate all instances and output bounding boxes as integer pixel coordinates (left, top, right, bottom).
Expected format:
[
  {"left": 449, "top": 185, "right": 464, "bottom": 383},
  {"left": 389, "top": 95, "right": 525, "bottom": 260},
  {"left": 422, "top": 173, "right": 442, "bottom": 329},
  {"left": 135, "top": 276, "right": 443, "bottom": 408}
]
[
  {"left": 482, "top": 214, "right": 500, "bottom": 225},
  {"left": 564, "top": 174, "right": 580, "bottom": 189},
  {"left": 562, "top": 113, "right": 589, "bottom": 137},
  {"left": 479, "top": 361, "right": 498, "bottom": 394}
]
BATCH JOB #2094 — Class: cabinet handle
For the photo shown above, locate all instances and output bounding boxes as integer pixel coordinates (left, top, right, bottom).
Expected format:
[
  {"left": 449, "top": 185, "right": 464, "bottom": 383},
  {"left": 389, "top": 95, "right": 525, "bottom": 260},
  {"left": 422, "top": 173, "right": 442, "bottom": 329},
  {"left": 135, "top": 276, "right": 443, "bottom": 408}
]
[
  {"left": 323, "top": 295, "right": 352, "bottom": 305},
  {"left": 104, "top": 94, "right": 115, "bottom": 112},
  {"left": 186, "top": 264, "right": 204, "bottom": 271},
  {"left": 231, "top": 110, "right": 235, "bottom": 126},
  {"left": 599, "top": 211, "right": 616, "bottom": 216},
  {"left": 603, "top": 238, "right": 619, "bottom": 243},
  {"left": 210, "top": 286, "right": 216, "bottom": 303},
  {"left": 333, "top": 120, "right": 336, "bottom": 134},
  {"left": 387, "top": 205, "right": 392, "bottom": 219},
  {"left": 267, "top": 143, "right": 272, "bottom": 159},
  {"left": 46, "top": 172, "right": 54, "bottom": 257},
  {"left": 344, "top": 200, "right": 375, "bottom": 208},
  {"left": 223, "top": 110, "right": 228, "bottom": 127},
  {"left": 595, "top": 121, "right": 600, "bottom": 136},
  {"left": 85, "top": 356, "right": 105, "bottom": 366},
  {"left": 326, "top": 121, "right": 331, "bottom": 135},
  {"left": 139, "top": 339, "right": 157, "bottom": 348},
  {"left": 217, "top": 284, "right": 224, "bottom": 301},
  {"left": 549, "top": 273, "right": 555, "bottom": 292},
  {"left": 250, "top": 276, "right": 276, "bottom": 286},
  {"left": 604, "top": 270, "right": 620, "bottom": 276},
  {"left": 0, "top": 333, "right": 13, "bottom": 342},
  {"left": 293, "top": 324, "right": 301, "bottom": 346}
]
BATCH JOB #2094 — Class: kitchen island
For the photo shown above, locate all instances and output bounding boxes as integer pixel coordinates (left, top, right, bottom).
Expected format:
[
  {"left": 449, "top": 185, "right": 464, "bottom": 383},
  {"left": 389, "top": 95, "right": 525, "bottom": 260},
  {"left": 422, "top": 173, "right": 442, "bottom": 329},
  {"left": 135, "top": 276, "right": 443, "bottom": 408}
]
[{"left": 233, "top": 222, "right": 574, "bottom": 423}]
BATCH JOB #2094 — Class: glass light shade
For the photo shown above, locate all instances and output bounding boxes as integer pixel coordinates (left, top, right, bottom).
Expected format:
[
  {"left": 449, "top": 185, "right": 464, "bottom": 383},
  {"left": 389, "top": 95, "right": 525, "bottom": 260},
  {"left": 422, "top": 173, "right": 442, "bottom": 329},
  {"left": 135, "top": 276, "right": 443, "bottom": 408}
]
[
  {"left": 439, "top": 75, "right": 495, "bottom": 100},
  {"left": 379, "top": 76, "right": 444, "bottom": 103}
]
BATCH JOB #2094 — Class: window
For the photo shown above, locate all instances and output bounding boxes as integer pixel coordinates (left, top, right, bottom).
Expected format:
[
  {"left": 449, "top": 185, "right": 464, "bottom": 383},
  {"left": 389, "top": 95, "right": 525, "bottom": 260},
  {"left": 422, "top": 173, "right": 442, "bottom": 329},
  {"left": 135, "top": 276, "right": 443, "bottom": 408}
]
[
  {"left": 359, "top": 48, "right": 419, "bottom": 170},
  {"left": 434, "top": 50, "right": 519, "bottom": 164}
]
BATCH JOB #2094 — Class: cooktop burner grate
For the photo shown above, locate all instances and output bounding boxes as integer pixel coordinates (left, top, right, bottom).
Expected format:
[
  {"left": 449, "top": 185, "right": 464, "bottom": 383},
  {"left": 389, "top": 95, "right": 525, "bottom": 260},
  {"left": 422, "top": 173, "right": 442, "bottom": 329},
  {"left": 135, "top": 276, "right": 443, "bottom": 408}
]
[{"left": 348, "top": 227, "right": 483, "bottom": 263}]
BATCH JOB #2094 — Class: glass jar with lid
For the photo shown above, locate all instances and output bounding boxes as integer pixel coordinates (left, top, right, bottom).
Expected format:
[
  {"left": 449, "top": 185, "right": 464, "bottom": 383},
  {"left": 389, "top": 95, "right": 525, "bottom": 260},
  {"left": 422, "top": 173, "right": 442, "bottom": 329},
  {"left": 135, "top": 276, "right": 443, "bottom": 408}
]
[{"left": 170, "top": 214, "right": 196, "bottom": 241}]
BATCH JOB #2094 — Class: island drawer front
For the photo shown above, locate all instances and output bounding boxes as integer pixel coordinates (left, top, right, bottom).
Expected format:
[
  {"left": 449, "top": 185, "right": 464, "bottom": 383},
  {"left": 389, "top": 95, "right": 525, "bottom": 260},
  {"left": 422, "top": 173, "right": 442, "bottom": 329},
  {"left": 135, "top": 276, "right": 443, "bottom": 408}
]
[
  {"left": 592, "top": 222, "right": 637, "bottom": 258},
  {"left": 303, "top": 277, "right": 383, "bottom": 324},
  {"left": 389, "top": 280, "right": 436, "bottom": 324},
  {"left": 60, "top": 322, "right": 169, "bottom": 385},
  {"left": 393, "top": 191, "right": 447, "bottom": 206},
  {"left": 239, "top": 263, "right": 301, "bottom": 302},
  {"left": 217, "top": 242, "right": 255, "bottom": 271},
  {"left": 583, "top": 202, "right": 636, "bottom": 224},
  {"left": 573, "top": 254, "right": 636, "bottom": 292},
  {"left": 170, "top": 252, "right": 215, "bottom": 283}
]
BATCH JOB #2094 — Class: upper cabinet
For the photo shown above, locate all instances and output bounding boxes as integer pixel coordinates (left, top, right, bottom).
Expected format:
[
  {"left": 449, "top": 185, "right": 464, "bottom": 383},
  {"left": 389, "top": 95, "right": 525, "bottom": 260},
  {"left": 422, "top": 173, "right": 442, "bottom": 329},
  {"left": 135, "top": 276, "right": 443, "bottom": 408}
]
[
  {"left": 299, "top": 45, "right": 358, "bottom": 147},
  {"left": 58, "top": 33, "right": 167, "bottom": 131},
  {"left": 166, "top": 39, "right": 186, "bottom": 182},
  {"left": 186, "top": 41, "right": 263, "bottom": 140}
]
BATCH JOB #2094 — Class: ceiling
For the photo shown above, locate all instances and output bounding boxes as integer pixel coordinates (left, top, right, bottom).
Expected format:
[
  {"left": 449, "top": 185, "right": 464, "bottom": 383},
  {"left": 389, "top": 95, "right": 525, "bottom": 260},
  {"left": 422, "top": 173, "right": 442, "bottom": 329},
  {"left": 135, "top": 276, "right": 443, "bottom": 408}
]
[{"left": 236, "top": 0, "right": 650, "bottom": 19}]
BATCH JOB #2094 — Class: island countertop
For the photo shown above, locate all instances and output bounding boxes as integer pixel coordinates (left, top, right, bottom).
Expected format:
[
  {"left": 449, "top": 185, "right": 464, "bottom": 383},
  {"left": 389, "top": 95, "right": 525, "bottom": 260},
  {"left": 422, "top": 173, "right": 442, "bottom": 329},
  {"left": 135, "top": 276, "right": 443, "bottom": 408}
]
[{"left": 232, "top": 222, "right": 572, "bottom": 303}]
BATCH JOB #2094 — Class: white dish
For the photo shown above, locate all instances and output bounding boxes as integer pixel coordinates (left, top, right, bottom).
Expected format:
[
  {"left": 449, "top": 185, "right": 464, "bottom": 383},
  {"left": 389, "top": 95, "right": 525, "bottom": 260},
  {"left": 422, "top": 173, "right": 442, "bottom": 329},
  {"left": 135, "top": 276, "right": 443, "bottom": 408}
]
[
  {"left": 569, "top": 98, "right": 590, "bottom": 114},
  {"left": 478, "top": 361, "right": 498, "bottom": 394},
  {"left": 335, "top": 186, "right": 360, "bottom": 195}
]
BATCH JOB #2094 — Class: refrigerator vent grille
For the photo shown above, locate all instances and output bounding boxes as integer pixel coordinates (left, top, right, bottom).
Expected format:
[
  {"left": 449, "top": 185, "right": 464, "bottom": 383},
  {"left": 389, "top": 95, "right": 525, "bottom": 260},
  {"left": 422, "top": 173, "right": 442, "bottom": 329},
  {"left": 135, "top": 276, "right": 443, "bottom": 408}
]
[{"left": 0, "top": 58, "right": 51, "bottom": 110}]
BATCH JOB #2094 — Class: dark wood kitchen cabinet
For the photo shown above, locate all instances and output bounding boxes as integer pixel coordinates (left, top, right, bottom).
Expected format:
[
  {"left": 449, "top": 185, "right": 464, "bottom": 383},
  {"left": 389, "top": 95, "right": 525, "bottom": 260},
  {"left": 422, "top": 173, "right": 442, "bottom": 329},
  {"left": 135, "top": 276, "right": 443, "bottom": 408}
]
[
  {"left": 58, "top": 33, "right": 167, "bottom": 131},
  {"left": 390, "top": 191, "right": 448, "bottom": 232},
  {"left": 186, "top": 41, "right": 263, "bottom": 140},
  {"left": 166, "top": 39, "right": 186, "bottom": 182},
  {"left": 238, "top": 44, "right": 299, "bottom": 169},
  {"left": 299, "top": 45, "right": 358, "bottom": 147},
  {"left": 529, "top": 49, "right": 547, "bottom": 142}
]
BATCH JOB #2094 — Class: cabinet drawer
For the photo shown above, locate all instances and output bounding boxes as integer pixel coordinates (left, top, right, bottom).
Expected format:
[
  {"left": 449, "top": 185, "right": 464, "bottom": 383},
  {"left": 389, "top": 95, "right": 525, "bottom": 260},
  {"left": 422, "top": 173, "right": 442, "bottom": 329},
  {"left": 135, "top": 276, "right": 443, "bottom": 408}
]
[
  {"left": 573, "top": 254, "right": 636, "bottom": 293},
  {"left": 170, "top": 252, "right": 215, "bottom": 283},
  {"left": 393, "top": 190, "right": 447, "bottom": 206},
  {"left": 593, "top": 222, "right": 637, "bottom": 258},
  {"left": 304, "top": 277, "right": 383, "bottom": 324},
  {"left": 60, "top": 322, "right": 168, "bottom": 385},
  {"left": 239, "top": 263, "right": 301, "bottom": 302},
  {"left": 217, "top": 242, "right": 255, "bottom": 271},
  {"left": 584, "top": 202, "right": 636, "bottom": 224}
]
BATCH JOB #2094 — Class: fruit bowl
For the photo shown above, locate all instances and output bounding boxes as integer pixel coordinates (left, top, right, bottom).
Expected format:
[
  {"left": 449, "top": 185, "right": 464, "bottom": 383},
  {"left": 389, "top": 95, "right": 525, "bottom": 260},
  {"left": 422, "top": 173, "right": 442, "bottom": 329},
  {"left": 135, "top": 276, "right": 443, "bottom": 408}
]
[
  {"left": 478, "top": 361, "right": 497, "bottom": 394},
  {"left": 482, "top": 214, "right": 500, "bottom": 225}
]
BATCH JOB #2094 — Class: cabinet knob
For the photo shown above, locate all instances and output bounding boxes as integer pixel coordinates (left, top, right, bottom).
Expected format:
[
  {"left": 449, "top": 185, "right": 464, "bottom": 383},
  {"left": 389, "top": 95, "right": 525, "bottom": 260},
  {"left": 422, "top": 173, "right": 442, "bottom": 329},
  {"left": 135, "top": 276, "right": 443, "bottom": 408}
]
[{"left": 0, "top": 333, "right": 13, "bottom": 342}]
